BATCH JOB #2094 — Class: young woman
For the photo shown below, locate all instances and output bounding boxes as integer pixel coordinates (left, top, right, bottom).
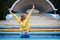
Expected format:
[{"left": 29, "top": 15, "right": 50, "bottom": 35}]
[{"left": 9, "top": 5, "right": 35, "bottom": 38}]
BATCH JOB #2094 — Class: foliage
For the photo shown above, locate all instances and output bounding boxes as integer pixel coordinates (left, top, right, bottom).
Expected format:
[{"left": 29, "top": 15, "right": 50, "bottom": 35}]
[{"left": 0, "top": 0, "right": 16, "bottom": 20}]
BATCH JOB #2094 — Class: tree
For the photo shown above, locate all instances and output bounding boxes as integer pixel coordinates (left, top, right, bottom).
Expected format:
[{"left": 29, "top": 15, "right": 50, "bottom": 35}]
[
  {"left": 0, "top": 0, "right": 16, "bottom": 20},
  {"left": 50, "top": 0, "right": 60, "bottom": 15}
]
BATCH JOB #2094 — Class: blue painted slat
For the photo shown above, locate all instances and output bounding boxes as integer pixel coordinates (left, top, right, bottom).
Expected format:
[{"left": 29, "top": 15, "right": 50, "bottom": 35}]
[
  {"left": 0, "top": 26, "right": 60, "bottom": 29},
  {"left": 0, "top": 32, "right": 60, "bottom": 35},
  {"left": 0, "top": 35, "right": 60, "bottom": 39}
]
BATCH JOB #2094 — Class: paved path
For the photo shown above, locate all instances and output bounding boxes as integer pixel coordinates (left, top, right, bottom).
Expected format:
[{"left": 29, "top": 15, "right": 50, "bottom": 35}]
[{"left": 0, "top": 14, "right": 60, "bottom": 27}]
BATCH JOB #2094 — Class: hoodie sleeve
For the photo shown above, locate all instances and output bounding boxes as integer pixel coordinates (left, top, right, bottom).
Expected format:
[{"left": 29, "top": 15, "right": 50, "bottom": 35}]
[{"left": 13, "top": 14, "right": 21, "bottom": 23}]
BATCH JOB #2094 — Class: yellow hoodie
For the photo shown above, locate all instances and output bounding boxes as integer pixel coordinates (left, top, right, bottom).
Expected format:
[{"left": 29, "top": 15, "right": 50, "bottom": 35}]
[{"left": 13, "top": 10, "right": 32, "bottom": 31}]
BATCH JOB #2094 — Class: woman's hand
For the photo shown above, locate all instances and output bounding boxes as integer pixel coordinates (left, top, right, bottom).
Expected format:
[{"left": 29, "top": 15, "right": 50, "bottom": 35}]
[
  {"left": 32, "top": 4, "right": 35, "bottom": 10},
  {"left": 8, "top": 9, "right": 14, "bottom": 15}
]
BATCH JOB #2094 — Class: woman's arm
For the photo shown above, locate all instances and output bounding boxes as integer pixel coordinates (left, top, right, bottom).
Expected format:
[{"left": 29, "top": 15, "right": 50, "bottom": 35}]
[
  {"left": 8, "top": 10, "right": 21, "bottom": 23},
  {"left": 27, "top": 4, "right": 35, "bottom": 19},
  {"left": 24, "top": 5, "right": 35, "bottom": 23}
]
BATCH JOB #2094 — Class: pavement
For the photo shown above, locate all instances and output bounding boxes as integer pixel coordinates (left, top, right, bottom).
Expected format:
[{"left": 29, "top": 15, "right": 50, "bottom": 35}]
[{"left": 0, "top": 13, "right": 60, "bottom": 27}]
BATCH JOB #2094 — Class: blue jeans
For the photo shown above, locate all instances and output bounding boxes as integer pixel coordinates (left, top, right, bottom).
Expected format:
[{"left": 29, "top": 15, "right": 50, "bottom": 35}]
[{"left": 20, "top": 32, "right": 30, "bottom": 38}]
